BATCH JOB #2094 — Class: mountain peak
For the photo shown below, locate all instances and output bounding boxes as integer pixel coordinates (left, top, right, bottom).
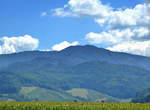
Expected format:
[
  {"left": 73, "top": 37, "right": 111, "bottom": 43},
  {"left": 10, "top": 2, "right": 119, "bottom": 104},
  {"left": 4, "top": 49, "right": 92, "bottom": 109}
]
[
  {"left": 61, "top": 45, "right": 107, "bottom": 52},
  {"left": 58, "top": 45, "right": 110, "bottom": 60}
]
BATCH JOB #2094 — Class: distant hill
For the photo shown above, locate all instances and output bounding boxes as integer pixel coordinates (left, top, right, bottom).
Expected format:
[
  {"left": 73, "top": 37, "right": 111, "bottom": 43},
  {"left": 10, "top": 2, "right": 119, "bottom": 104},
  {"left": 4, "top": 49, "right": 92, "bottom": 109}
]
[
  {"left": 132, "top": 88, "right": 150, "bottom": 103},
  {"left": 1, "top": 45, "right": 150, "bottom": 70},
  {"left": 0, "top": 45, "right": 150, "bottom": 101},
  {"left": 66, "top": 88, "right": 129, "bottom": 102}
]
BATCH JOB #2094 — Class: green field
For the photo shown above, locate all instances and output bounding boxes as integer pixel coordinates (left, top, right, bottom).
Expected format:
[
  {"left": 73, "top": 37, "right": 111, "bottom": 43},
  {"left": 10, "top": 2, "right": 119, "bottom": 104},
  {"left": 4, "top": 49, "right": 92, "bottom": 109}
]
[{"left": 0, "top": 102, "right": 150, "bottom": 110}]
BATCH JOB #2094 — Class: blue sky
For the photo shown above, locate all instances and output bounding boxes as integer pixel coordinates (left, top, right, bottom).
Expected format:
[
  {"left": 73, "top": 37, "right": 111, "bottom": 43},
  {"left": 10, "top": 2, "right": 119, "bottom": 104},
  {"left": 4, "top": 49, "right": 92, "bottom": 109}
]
[{"left": 1, "top": 0, "right": 150, "bottom": 56}]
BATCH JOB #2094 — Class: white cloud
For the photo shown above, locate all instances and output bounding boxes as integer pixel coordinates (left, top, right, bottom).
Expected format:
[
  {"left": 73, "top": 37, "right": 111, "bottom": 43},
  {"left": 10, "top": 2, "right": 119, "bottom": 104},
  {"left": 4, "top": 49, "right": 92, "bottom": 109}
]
[
  {"left": 84, "top": 1, "right": 150, "bottom": 56},
  {"left": 53, "top": 0, "right": 111, "bottom": 17},
  {"left": 107, "top": 41, "right": 150, "bottom": 56},
  {"left": 86, "top": 32, "right": 118, "bottom": 45},
  {"left": 86, "top": 27, "right": 150, "bottom": 44},
  {"left": 52, "top": 41, "right": 79, "bottom": 51},
  {"left": 0, "top": 35, "right": 39, "bottom": 54},
  {"left": 96, "top": 3, "right": 150, "bottom": 29},
  {"left": 52, "top": 0, "right": 150, "bottom": 56},
  {"left": 53, "top": 0, "right": 150, "bottom": 29}
]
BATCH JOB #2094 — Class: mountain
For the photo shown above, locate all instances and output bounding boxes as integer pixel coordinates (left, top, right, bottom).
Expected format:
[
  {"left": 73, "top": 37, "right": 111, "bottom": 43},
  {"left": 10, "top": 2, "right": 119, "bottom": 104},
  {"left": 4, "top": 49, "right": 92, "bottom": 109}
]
[
  {"left": 0, "top": 45, "right": 150, "bottom": 101},
  {"left": 132, "top": 88, "right": 150, "bottom": 103},
  {"left": 1, "top": 45, "right": 150, "bottom": 70}
]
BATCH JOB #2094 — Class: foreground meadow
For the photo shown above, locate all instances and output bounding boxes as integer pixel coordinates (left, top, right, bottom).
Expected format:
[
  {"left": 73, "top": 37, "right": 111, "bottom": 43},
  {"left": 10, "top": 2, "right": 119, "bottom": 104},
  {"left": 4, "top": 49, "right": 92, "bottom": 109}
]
[{"left": 0, "top": 102, "right": 150, "bottom": 110}]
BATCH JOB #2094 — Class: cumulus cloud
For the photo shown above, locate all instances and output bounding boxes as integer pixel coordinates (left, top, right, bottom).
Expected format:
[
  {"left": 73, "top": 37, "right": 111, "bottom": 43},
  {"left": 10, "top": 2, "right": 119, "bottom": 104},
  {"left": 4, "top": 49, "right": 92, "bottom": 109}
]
[
  {"left": 95, "top": 4, "right": 150, "bottom": 29},
  {"left": 107, "top": 41, "right": 150, "bottom": 56},
  {"left": 53, "top": 0, "right": 150, "bottom": 29},
  {"left": 86, "top": 27, "right": 150, "bottom": 44},
  {"left": 51, "top": 41, "right": 79, "bottom": 51},
  {"left": 52, "top": 0, "right": 150, "bottom": 56},
  {"left": 87, "top": 2, "right": 150, "bottom": 56},
  {"left": 0, "top": 35, "right": 39, "bottom": 54},
  {"left": 53, "top": 0, "right": 111, "bottom": 17}
]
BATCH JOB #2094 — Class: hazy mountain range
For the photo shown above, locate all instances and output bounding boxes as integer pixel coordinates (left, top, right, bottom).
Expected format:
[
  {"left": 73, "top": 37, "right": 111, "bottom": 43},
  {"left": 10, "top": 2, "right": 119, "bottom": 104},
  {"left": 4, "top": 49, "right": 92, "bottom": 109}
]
[{"left": 0, "top": 45, "right": 150, "bottom": 102}]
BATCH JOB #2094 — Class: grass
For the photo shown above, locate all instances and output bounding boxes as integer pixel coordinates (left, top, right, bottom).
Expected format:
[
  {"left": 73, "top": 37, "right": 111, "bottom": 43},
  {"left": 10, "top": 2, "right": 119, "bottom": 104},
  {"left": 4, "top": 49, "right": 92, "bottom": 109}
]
[{"left": 0, "top": 102, "right": 150, "bottom": 110}]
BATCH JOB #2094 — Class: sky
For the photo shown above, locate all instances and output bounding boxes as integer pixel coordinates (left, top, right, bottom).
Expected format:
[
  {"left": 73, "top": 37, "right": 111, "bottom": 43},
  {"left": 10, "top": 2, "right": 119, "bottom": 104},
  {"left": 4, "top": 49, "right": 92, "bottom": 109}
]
[{"left": 0, "top": 0, "right": 150, "bottom": 56}]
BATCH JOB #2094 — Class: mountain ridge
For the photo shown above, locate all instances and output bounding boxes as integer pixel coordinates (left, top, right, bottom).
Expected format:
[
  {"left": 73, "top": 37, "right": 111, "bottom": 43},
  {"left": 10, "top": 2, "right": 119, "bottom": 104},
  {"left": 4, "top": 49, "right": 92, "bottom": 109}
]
[
  {"left": 0, "top": 45, "right": 150, "bottom": 101},
  {"left": 1, "top": 45, "right": 150, "bottom": 70}
]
